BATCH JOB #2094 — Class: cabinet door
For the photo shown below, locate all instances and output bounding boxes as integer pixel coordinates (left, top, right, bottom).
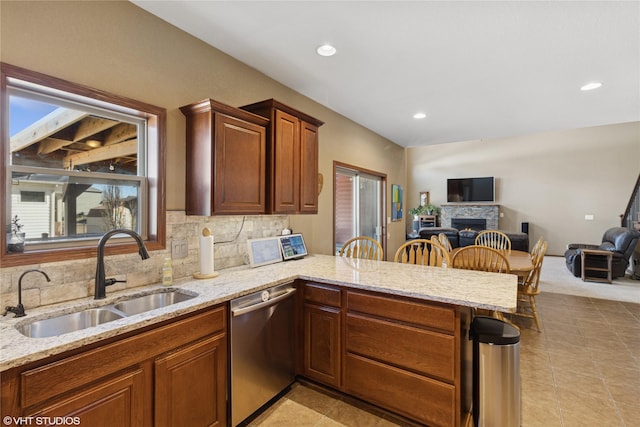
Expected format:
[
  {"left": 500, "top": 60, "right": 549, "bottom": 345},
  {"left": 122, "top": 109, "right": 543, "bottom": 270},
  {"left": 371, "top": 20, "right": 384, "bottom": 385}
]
[
  {"left": 155, "top": 334, "right": 227, "bottom": 427},
  {"left": 214, "top": 114, "right": 266, "bottom": 214},
  {"left": 272, "top": 109, "right": 300, "bottom": 213},
  {"left": 299, "top": 121, "right": 319, "bottom": 213},
  {"left": 303, "top": 304, "right": 341, "bottom": 387},
  {"left": 30, "top": 369, "right": 145, "bottom": 427}
]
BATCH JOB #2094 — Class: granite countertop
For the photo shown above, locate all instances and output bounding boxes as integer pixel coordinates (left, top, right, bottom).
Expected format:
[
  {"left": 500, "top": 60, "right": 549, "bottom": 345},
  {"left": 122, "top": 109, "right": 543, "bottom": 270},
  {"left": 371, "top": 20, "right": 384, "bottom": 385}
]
[{"left": 0, "top": 254, "right": 517, "bottom": 372}]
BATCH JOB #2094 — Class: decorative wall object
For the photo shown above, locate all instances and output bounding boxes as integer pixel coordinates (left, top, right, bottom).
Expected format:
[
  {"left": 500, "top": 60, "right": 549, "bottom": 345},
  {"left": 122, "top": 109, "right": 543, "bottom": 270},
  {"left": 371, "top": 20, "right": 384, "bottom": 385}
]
[
  {"left": 392, "top": 184, "right": 403, "bottom": 221},
  {"left": 420, "top": 191, "right": 430, "bottom": 206}
]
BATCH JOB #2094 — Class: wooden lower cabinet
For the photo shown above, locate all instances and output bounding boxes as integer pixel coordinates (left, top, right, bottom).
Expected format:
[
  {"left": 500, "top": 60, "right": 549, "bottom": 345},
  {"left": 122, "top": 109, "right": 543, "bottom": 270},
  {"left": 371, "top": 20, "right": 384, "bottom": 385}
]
[
  {"left": 297, "top": 281, "right": 471, "bottom": 427},
  {"left": 155, "top": 334, "right": 226, "bottom": 427},
  {"left": 300, "top": 282, "right": 342, "bottom": 388},
  {"left": 344, "top": 290, "right": 471, "bottom": 427},
  {"left": 1, "top": 305, "right": 227, "bottom": 427},
  {"left": 344, "top": 353, "right": 455, "bottom": 427},
  {"left": 303, "top": 304, "right": 341, "bottom": 387},
  {"left": 30, "top": 368, "right": 145, "bottom": 427}
]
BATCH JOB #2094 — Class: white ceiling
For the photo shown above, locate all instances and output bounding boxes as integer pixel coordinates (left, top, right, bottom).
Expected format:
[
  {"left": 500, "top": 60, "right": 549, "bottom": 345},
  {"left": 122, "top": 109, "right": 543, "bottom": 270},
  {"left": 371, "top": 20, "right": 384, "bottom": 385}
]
[{"left": 133, "top": 1, "right": 640, "bottom": 147}]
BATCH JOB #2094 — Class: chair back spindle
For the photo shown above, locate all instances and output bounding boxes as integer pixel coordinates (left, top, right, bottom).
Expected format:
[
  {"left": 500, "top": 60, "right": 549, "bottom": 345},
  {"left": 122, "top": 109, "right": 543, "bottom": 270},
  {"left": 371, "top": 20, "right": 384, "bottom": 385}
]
[
  {"left": 437, "top": 233, "right": 453, "bottom": 252},
  {"left": 339, "top": 236, "right": 383, "bottom": 261},
  {"left": 394, "top": 239, "right": 450, "bottom": 267},
  {"left": 475, "top": 230, "right": 512, "bottom": 252}
]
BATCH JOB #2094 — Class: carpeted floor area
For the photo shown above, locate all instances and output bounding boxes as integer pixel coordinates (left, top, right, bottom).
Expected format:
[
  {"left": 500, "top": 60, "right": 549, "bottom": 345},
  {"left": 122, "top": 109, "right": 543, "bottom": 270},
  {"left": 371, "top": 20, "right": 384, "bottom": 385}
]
[{"left": 538, "top": 255, "right": 640, "bottom": 303}]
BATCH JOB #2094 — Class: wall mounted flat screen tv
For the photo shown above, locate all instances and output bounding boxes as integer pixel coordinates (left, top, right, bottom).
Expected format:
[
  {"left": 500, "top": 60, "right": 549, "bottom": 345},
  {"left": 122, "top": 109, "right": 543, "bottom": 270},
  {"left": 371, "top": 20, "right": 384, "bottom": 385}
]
[{"left": 447, "top": 177, "right": 495, "bottom": 202}]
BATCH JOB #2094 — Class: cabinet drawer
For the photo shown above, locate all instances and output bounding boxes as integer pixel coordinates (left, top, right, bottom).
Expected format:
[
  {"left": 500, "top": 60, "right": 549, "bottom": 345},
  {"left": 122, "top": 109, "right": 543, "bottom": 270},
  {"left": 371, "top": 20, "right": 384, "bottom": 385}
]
[
  {"left": 347, "top": 291, "right": 455, "bottom": 332},
  {"left": 346, "top": 313, "right": 455, "bottom": 382},
  {"left": 303, "top": 283, "right": 341, "bottom": 307},
  {"left": 345, "top": 353, "right": 455, "bottom": 427},
  {"left": 28, "top": 368, "right": 145, "bottom": 426},
  {"left": 21, "top": 306, "right": 226, "bottom": 409}
]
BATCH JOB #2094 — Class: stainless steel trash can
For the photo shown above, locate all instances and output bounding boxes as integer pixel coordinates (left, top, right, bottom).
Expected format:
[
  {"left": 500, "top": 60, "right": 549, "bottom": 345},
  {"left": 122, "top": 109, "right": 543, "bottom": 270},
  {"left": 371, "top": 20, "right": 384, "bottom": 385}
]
[{"left": 470, "top": 316, "right": 521, "bottom": 427}]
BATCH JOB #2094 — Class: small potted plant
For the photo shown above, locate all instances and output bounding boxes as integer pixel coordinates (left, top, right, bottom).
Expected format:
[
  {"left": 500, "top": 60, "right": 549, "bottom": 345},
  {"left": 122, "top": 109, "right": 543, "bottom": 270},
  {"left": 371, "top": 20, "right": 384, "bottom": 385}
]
[
  {"left": 7, "top": 215, "right": 25, "bottom": 253},
  {"left": 423, "top": 204, "right": 440, "bottom": 215},
  {"left": 408, "top": 205, "right": 426, "bottom": 219}
]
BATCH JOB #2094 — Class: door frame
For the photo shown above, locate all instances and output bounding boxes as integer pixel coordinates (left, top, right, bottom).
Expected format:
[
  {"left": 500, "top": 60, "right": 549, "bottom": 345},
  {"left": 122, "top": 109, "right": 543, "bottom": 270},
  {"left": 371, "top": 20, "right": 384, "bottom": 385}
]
[{"left": 333, "top": 161, "right": 387, "bottom": 259}]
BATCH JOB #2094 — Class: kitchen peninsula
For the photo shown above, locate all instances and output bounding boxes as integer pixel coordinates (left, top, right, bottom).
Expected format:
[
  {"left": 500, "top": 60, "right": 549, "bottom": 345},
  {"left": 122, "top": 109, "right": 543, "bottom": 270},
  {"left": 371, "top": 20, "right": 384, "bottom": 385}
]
[{"left": 1, "top": 255, "right": 517, "bottom": 426}]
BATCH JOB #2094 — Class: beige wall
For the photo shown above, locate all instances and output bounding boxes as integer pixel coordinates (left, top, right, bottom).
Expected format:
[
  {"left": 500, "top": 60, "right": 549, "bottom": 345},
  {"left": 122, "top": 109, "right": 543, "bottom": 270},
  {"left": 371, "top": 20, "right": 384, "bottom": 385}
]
[
  {"left": 3, "top": 0, "right": 634, "bottom": 271},
  {"left": 0, "top": 0, "right": 406, "bottom": 261},
  {"left": 407, "top": 122, "right": 640, "bottom": 255}
]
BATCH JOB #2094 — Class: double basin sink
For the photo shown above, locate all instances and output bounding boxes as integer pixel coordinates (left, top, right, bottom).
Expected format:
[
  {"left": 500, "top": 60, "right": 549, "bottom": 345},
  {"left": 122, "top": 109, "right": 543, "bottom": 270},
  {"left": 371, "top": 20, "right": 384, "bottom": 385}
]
[{"left": 17, "top": 289, "right": 197, "bottom": 339}]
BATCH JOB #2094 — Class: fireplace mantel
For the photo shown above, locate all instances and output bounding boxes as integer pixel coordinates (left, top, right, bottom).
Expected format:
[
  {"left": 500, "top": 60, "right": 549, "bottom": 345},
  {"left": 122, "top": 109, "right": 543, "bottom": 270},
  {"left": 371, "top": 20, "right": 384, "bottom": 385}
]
[{"left": 441, "top": 204, "right": 500, "bottom": 230}]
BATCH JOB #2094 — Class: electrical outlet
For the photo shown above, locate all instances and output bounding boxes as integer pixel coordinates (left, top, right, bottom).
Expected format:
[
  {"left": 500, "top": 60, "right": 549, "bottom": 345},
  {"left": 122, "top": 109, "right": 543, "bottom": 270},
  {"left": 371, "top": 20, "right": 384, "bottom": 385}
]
[
  {"left": 584, "top": 214, "right": 594, "bottom": 221},
  {"left": 172, "top": 239, "right": 188, "bottom": 259}
]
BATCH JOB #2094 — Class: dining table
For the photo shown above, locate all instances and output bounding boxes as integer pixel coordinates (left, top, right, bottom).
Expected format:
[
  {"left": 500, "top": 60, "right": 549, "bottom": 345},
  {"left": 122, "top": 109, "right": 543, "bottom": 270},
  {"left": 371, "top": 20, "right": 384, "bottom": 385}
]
[{"left": 450, "top": 247, "right": 534, "bottom": 278}]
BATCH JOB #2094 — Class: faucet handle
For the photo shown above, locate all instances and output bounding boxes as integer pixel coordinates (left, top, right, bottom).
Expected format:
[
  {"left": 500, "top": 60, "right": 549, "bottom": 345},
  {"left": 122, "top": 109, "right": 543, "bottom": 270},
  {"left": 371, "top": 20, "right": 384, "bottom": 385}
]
[
  {"left": 3, "top": 304, "right": 26, "bottom": 317},
  {"left": 105, "top": 278, "right": 127, "bottom": 287}
]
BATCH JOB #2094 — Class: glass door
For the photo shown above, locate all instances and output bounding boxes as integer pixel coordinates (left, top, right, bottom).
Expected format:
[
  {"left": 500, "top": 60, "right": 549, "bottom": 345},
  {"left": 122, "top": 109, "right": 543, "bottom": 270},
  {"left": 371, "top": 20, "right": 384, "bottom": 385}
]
[{"left": 334, "top": 163, "right": 385, "bottom": 256}]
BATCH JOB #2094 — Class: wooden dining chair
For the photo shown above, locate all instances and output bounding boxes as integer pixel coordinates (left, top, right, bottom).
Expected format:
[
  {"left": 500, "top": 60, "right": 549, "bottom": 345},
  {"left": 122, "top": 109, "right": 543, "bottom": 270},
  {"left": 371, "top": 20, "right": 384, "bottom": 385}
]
[
  {"left": 339, "top": 236, "right": 383, "bottom": 260},
  {"left": 395, "top": 239, "right": 450, "bottom": 267},
  {"left": 475, "top": 230, "right": 511, "bottom": 252},
  {"left": 530, "top": 236, "right": 545, "bottom": 259},
  {"left": 450, "top": 245, "right": 512, "bottom": 321},
  {"left": 437, "top": 233, "right": 453, "bottom": 253},
  {"left": 451, "top": 245, "right": 512, "bottom": 321},
  {"left": 512, "top": 239, "right": 548, "bottom": 331},
  {"left": 450, "top": 245, "right": 511, "bottom": 273}
]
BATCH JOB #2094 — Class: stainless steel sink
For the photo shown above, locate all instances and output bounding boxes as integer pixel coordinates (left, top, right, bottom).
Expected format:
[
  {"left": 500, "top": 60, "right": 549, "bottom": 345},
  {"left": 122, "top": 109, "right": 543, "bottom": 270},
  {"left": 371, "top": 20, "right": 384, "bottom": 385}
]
[
  {"left": 16, "top": 289, "right": 197, "bottom": 338},
  {"left": 18, "top": 308, "right": 125, "bottom": 338},
  {"left": 113, "top": 291, "right": 195, "bottom": 315}
]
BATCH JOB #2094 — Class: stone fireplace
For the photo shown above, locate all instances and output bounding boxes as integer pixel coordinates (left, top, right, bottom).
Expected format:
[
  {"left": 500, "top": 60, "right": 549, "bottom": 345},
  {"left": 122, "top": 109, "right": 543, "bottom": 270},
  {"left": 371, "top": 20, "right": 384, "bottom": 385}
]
[
  {"left": 451, "top": 218, "right": 486, "bottom": 231},
  {"left": 441, "top": 204, "right": 499, "bottom": 230}
]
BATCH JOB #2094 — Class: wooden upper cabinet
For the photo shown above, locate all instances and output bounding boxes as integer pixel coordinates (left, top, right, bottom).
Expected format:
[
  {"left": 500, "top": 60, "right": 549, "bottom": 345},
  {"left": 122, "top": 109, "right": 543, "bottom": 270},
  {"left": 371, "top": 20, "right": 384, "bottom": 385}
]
[
  {"left": 299, "top": 121, "right": 320, "bottom": 213},
  {"left": 272, "top": 110, "right": 300, "bottom": 212},
  {"left": 180, "top": 99, "right": 269, "bottom": 215},
  {"left": 241, "top": 99, "right": 323, "bottom": 214}
]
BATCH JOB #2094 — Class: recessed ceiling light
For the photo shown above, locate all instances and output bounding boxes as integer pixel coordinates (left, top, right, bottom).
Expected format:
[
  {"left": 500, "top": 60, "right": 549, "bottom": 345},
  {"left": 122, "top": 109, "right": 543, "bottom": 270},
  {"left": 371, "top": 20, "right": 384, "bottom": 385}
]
[
  {"left": 413, "top": 112, "right": 427, "bottom": 119},
  {"left": 580, "top": 82, "right": 603, "bottom": 91},
  {"left": 316, "top": 44, "right": 336, "bottom": 57}
]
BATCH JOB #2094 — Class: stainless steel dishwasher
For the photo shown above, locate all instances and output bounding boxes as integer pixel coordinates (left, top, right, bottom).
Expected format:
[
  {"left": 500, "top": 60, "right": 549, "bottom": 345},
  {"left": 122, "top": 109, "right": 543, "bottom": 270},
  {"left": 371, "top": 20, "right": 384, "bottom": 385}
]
[{"left": 230, "top": 283, "right": 296, "bottom": 426}]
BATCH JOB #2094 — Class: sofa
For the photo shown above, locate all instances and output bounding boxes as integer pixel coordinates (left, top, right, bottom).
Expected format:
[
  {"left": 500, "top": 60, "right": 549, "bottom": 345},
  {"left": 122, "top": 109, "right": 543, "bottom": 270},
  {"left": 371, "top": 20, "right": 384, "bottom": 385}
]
[
  {"left": 564, "top": 227, "right": 640, "bottom": 279},
  {"left": 418, "top": 227, "right": 530, "bottom": 252}
]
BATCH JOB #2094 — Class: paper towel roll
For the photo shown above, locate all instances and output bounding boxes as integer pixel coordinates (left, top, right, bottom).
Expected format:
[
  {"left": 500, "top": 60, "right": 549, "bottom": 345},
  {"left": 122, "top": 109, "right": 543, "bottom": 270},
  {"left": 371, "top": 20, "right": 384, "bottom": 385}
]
[{"left": 199, "top": 235, "right": 214, "bottom": 275}]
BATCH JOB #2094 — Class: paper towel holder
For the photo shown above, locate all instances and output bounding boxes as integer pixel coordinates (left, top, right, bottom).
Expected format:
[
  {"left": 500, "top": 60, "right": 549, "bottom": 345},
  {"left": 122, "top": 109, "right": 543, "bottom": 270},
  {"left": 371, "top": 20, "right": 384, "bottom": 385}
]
[{"left": 194, "top": 227, "right": 219, "bottom": 279}]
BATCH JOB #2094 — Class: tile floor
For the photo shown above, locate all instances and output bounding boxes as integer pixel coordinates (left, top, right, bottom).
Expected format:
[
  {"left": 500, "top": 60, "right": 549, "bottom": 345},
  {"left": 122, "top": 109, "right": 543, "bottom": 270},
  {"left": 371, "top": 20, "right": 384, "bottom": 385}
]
[{"left": 248, "top": 292, "right": 640, "bottom": 426}]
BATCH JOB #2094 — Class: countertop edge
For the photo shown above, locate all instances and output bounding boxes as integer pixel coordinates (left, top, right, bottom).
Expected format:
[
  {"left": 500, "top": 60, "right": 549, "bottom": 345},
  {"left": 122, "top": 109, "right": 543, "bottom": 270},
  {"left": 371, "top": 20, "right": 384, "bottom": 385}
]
[{"left": 0, "top": 255, "right": 517, "bottom": 372}]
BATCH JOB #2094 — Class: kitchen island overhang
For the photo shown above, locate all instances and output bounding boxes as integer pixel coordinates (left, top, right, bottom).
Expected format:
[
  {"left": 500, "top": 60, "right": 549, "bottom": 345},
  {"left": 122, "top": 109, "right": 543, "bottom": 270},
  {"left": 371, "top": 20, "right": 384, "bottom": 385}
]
[{"left": 0, "top": 254, "right": 517, "bottom": 371}]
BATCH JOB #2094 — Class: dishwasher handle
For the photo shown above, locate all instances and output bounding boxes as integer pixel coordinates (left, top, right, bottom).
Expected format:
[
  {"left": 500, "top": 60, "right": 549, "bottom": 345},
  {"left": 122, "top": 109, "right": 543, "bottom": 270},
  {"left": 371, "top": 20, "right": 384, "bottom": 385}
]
[{"left": 231, "top": 288, "right": 296, "bottom": 317}]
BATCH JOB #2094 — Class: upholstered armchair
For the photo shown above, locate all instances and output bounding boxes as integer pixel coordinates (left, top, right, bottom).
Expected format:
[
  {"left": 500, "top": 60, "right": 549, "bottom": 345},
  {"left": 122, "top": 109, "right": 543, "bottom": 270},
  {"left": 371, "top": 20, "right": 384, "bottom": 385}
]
[{"left": 564, "top": 227, "right": 640, "bottom": 279}]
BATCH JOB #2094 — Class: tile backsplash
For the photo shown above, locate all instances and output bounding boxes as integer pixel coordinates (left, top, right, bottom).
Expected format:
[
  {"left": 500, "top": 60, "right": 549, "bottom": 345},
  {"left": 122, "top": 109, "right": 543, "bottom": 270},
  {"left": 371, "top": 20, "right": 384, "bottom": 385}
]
[{"left": 0, "top": 212, "right": 289, "bottom": 310}]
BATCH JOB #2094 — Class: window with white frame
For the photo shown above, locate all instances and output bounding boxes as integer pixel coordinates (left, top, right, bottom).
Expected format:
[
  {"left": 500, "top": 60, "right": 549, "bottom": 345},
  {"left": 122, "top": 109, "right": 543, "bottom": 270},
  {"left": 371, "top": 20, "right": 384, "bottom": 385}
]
[{"left": 2, "top": 63, "right": 165, "bottom": 265}]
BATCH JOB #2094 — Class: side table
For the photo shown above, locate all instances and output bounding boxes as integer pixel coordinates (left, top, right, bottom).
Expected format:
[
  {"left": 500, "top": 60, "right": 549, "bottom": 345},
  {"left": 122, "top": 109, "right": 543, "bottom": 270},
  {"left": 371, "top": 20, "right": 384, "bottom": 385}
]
[{"left": 580, "top": 249, "right": 613, "bottom": 284}]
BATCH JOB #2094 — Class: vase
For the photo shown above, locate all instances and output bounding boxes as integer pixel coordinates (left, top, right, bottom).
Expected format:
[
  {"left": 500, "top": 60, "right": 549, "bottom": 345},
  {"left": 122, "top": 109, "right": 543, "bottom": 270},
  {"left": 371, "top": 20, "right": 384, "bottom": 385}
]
[{"left": 7, "top": 232, "right": 25, "bottom": 253}]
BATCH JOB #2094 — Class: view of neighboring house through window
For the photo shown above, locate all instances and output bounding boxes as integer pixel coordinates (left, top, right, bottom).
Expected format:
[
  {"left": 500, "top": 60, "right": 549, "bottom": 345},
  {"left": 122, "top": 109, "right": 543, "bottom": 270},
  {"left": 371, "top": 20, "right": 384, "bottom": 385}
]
[{"left": 7, "top": 84, "right": 146, "bottom": 250}]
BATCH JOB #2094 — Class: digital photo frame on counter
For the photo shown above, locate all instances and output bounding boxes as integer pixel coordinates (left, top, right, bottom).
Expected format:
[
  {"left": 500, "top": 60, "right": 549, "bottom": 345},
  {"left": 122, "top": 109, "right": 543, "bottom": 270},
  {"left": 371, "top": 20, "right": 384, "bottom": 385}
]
[
  {"left": 247, "top": 237, "right": 283, "bottom": 268},
  {"left": 278, "top": 233, "right": 308, "bottom": 261}
]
